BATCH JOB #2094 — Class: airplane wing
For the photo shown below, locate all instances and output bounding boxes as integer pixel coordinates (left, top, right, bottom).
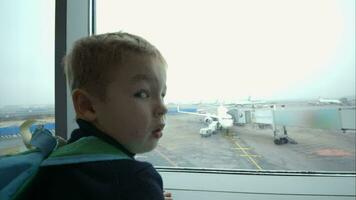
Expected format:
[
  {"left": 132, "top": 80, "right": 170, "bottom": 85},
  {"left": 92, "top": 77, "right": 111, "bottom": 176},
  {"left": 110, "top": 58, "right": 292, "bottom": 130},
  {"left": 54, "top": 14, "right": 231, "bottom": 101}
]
[{"left": 177, "top": 106, "right": 219, "bottom": 119}]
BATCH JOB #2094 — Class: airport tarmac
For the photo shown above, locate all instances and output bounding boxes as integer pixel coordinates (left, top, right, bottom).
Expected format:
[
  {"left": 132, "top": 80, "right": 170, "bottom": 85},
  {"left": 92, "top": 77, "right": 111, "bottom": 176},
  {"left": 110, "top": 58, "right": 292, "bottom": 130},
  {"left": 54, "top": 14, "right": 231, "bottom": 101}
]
[
  {"left": 138, "top": 114, "right": 356, "bottom": 172},
  {"left": 1, "top": 114, "right": 355, "bottom": 172}
]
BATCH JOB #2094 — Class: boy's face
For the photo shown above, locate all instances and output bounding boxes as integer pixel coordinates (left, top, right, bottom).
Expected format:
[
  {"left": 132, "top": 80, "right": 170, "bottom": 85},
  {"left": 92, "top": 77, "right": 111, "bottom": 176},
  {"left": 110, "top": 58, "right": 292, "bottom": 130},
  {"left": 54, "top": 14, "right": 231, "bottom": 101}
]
[{"left": 93, "top": 53, "right": 167, "bottom": 154}]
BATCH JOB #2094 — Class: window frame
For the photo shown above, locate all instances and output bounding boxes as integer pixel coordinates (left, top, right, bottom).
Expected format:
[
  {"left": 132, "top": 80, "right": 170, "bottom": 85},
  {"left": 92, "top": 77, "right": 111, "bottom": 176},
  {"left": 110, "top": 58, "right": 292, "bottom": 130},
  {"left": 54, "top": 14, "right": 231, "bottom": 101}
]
[{"left": 57, "top": 1, "right": 356, "bottom": 198}]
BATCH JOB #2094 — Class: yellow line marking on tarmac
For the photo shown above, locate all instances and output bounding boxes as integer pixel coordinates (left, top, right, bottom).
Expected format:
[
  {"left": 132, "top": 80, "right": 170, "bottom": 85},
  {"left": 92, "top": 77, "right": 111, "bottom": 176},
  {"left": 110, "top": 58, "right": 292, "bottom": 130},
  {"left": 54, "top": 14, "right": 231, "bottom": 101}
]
[
  {"left": 240, "top": 154, "right": 262, "bottom": 158},
  {"left": 231, "top": 147, "right": 251, "bottom": 150},
  {"left": 232, "top": 138, "right": 263, "bottom": 170},
  {"left": 155, "top": 149, "right": 178, "bottom": 167}
]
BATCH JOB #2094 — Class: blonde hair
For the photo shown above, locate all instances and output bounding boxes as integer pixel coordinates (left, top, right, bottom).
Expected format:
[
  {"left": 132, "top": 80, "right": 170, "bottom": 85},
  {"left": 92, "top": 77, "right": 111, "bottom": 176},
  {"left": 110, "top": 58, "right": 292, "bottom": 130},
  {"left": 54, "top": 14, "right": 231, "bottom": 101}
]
[{"left": 64, "top": 32, "right": 165, "bottom": 101}]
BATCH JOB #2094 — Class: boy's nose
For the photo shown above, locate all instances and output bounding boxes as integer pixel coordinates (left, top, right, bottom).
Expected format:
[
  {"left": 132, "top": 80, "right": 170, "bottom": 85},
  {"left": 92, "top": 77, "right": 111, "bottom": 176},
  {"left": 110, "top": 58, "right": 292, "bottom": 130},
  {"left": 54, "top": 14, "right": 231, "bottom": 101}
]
[{"left": 154, "top": 102, "right": 168, "bottom": 118}]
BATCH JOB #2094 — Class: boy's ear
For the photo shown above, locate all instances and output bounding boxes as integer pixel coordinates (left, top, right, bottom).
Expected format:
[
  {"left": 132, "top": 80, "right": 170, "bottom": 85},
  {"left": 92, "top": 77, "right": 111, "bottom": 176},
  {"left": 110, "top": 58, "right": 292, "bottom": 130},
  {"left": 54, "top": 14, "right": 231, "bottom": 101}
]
[{"left": 72, "top": 89, "right": 97, "bottom": 122}]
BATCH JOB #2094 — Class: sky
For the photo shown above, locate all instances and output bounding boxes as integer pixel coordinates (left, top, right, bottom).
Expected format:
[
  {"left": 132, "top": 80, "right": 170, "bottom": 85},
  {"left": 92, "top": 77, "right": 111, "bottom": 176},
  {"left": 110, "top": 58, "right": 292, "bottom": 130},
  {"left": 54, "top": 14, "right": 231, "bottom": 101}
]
[
  {"left": 97, "top": 0, "right": 355, "bottom": 103},
  {"left": 0, "top": 0, "right": 354, "bottom": 107},
  {"left": 0, "top": 0, "right": 55, "bottom": 107}
]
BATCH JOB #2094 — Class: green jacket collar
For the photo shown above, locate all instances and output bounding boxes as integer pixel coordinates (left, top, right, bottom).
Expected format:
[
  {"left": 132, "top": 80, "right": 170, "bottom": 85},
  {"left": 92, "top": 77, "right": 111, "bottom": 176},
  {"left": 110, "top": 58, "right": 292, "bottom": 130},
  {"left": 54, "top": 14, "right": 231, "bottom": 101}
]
[{"left": 70, "top": 119, "right": 135, "bottom": 158}]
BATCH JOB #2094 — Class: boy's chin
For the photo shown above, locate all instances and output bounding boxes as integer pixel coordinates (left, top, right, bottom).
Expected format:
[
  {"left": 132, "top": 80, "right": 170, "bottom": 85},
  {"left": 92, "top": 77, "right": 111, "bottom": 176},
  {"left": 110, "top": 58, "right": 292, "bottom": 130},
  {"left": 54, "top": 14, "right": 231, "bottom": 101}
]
[{"left": 132, "top": 141, "right": 158, "bottom": 154}]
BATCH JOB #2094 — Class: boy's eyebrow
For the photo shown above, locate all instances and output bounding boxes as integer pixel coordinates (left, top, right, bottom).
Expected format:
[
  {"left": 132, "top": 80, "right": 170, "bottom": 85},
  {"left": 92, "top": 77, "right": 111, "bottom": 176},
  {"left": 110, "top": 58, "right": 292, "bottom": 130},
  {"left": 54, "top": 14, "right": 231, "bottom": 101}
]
[{"left": 130, "top": 74, "right": 155, "bottom": 83}]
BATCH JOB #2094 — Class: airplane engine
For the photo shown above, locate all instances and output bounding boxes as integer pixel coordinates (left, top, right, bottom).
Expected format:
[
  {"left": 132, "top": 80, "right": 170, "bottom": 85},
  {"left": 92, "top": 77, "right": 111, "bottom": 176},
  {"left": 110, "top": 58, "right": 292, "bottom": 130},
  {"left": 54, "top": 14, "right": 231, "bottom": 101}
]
[{"left": 203, "top": 116, "right": 213, "bottom": 124}]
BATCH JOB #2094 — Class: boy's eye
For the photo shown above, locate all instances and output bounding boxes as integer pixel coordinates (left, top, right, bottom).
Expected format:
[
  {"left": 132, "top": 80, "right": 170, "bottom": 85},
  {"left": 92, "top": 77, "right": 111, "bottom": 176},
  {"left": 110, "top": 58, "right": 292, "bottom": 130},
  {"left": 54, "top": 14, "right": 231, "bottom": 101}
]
[
  {"left": 134, "top": 90, "right": 150, "bottom": 98},
  {"left": 161, "top": 93, "right": 166, "bottom": 98}
]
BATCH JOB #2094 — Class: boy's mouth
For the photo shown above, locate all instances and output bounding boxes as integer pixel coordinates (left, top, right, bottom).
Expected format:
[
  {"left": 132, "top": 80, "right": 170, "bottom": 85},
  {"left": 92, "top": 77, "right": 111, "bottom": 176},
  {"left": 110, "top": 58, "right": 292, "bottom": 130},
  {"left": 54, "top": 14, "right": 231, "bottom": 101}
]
[{"left": 152, "top": 124, "right": 165, "bottom": 139}]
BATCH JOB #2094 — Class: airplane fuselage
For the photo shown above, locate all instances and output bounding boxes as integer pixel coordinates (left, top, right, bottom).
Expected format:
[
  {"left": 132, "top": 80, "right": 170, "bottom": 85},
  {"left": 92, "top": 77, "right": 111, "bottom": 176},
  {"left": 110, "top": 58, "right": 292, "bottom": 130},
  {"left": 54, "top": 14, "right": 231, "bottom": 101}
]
[{"left": 218, "top": 116, "right": 234, "bottom": 129}]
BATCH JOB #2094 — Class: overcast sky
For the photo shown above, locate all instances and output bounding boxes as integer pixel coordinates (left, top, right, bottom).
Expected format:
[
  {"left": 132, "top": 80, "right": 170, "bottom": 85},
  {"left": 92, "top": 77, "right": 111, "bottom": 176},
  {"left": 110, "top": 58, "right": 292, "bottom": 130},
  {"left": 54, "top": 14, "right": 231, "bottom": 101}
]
[
  {"left": 98, "top": 0, "right": 355, "bottom": 103},
  {"left": 0, "top": 0, "right": 55, "bottom": 107},
  {"left": 0, "top": 0, "right": 355, "bottom": 107}
]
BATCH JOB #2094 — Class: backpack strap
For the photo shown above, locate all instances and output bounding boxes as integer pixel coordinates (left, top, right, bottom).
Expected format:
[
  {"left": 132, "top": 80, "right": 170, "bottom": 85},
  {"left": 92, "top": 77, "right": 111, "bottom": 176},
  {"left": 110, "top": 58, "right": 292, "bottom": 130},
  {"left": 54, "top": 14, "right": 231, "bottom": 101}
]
[
  {"left": 41, "top": 136, "right": 132, "bottom": 166},
  {"left": 30, "top": 128, "right": 58, "bottom": 157}
]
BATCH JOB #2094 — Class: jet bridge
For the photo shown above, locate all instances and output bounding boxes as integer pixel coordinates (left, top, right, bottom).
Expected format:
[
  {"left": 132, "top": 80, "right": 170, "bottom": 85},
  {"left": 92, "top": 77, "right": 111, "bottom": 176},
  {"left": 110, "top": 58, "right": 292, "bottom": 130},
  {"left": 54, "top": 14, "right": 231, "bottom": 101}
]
[{"left": 248, "top": 106, "right": 356, "bottom": 144}]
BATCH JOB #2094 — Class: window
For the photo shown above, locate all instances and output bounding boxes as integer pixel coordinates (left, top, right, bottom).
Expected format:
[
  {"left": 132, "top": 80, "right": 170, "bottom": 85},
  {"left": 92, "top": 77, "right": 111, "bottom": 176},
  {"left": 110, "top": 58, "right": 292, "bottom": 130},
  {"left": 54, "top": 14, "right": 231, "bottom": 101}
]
[
  {"left": 0, "top": 1, "right": 55, "bottom": 155},
  {"left": 98, "top": 0, "right": 355, "bottom": 172}
]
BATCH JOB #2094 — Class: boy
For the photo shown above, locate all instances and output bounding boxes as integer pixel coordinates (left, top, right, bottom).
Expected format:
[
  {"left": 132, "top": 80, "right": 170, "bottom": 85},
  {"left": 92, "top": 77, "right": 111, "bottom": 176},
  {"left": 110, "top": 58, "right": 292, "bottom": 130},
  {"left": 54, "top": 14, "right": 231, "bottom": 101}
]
[{"left": 31, "top": 32, "right": 173, "bottom": 200}]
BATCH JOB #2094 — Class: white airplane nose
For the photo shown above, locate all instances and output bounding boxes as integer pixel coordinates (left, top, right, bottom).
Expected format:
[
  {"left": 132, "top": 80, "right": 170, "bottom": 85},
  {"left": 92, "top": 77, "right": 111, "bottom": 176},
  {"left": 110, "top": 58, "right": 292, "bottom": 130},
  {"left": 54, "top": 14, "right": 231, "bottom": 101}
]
[{"left": 221, "top": 119, "right": 233, "bottom": 128}]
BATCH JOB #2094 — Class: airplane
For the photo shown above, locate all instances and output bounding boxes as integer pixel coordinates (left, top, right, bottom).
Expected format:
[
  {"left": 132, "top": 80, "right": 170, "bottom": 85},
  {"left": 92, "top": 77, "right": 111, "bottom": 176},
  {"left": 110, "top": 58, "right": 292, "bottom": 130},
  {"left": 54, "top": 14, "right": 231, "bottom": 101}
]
[
  {"left": 308, "top": 97, "right": 343, "bottom": 105},
  {"left": 231, "top": 96, "right": 268, "bottom": 107},
  {"left": 318, "top": 97, "right": 342, "bottom": 105},
  {"left": 177, "top": 104, "right": 234, "bottom": 134}
]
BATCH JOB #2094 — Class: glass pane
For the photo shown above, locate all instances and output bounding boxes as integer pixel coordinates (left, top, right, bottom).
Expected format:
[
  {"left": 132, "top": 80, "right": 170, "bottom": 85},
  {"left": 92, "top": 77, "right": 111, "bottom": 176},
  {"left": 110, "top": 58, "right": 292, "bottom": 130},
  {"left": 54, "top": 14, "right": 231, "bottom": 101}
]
[
  {"left": 0, "top": 0, "right": 55, "bottom": 155},
  {"left": 96, "top": 0, "right": 355, "bottom": 172}
]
